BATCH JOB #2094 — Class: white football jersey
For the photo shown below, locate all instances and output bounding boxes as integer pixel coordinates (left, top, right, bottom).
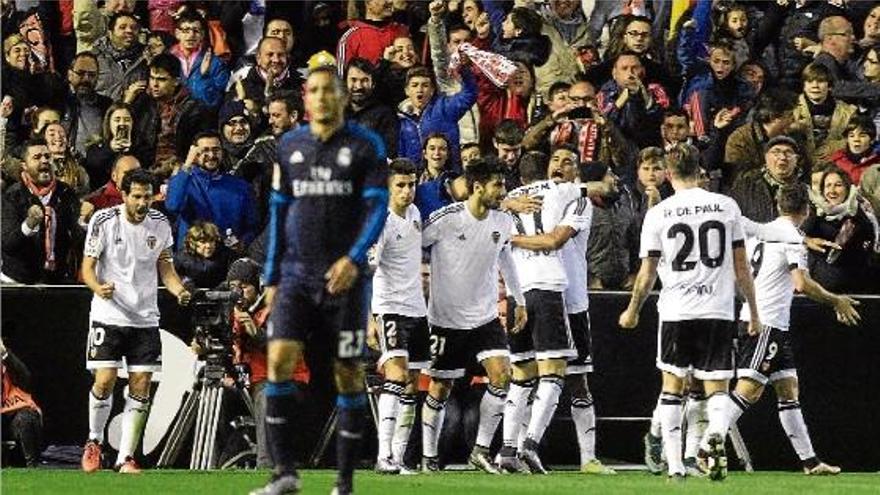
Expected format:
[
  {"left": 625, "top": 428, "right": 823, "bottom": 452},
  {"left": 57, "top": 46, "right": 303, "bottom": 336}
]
[
  {"left": 507, "top": 180, "right": 583, "bottom": 292},
  {"left": 739, "top": 217, "right": 807, "bottom": 331},
  {"left": 371, "top": 204, "right": 427, "bottom": 317},
  {"left": 84, "top": 206, "right": 173, "bottom": 327},
  {"left": 423, "top": 202, "right": 522, "bottom": 329},
  {"left": 640, "top": 187, "right": 745, "bottom": 322},
  {"left": 559, "top": 196, "right": 594, "bottom": 313}
]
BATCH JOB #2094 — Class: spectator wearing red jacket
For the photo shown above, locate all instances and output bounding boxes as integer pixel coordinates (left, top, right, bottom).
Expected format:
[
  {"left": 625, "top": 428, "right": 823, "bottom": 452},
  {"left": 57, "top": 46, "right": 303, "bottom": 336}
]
[
  {"left": 336, "top": 0, "right": 408, "bottom": 74},
  {"left": 81, "top": 154, "right": 141, "bottom": 223}
]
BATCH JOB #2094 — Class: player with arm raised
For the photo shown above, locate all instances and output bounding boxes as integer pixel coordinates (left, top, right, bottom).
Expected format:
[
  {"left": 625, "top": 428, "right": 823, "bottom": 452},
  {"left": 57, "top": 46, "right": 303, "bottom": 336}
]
[
  {"left": 729, "top": 185, "right": 859, "bottom": 476},
  {"left": 80, "top": 168, "right": 191, "bottom": 474},
  {"left": 619, "top": 148, "right": 760, "bottom": 481},
  {"left": 420, "top": 157, "right": 527, "bottom": 474},
  {"left": 252, "top": 67, "right": 389, "bottom": 495},
  {"left": 369, "top": 158, "right": 430, "bottom": 474}
]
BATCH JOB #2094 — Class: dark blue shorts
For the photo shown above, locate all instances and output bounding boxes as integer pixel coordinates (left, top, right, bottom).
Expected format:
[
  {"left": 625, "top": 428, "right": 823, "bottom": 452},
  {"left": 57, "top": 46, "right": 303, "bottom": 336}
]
[{"left": 268, "top": 276, "right": 368, "bottom": 360}]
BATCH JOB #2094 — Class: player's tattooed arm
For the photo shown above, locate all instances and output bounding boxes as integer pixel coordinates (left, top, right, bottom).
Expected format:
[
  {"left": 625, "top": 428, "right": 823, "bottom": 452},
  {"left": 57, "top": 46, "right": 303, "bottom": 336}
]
[
  {"left": 158, "top": 248, "right": 191, "bottom": 305},
  {"left": 792, "top": 269, "right": 861, "bottom": 326},
  {"left": 511, "top": 225, "right": 576, "bottom": 251},
  {"left": 618, "top": 256, "right": 659, "bottom": 329}
]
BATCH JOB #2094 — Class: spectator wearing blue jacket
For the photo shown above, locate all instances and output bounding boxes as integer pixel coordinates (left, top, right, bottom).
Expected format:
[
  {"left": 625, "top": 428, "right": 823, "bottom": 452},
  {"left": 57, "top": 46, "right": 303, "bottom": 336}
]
[
  {"left": 166, "top": 131, "right": 258, "bottom": 253},
  {"left": 170, "top": 8, "right": 230, "bottom": 109},
  {"left": 678, "top": 33, "right": 753, "bottom": 141},
  {"left": 397, "top": 64, "right": 477, "bottom": 169}
]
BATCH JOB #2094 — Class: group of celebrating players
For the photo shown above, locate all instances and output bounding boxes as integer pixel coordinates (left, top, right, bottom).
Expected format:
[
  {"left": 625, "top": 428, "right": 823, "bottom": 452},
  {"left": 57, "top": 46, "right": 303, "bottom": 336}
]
[{"left": 78, "top": 67, "right": 862, "bottom": 495}]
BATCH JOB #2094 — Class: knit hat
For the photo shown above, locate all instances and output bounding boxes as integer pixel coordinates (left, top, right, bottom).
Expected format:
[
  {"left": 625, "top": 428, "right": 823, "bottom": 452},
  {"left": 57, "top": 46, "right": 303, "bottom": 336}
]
[
  {"left": 763, "top": 135, "right": 799, "bottom": 154},
  {"left": 227, "top": 258, "right": 261, "bottom": 287},
  {"left": 580, "top": 162, "right": 609, "bottom": 183},
  {"left": 218, "top": 100, "right": 248, "bottom": 127}
]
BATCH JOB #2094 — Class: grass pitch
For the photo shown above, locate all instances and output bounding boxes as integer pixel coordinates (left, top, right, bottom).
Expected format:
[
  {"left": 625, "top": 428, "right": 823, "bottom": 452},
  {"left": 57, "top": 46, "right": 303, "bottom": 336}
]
[{"left": 3, "top": 468, "right": 878, "bottom": 494}]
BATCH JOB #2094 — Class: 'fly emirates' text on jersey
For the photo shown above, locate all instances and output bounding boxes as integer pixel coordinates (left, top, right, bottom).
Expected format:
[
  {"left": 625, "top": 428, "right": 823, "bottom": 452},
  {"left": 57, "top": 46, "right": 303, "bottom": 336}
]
[
  {"left": 267, "top": 122, "right": 388, "bottom": 286},
  {"left": 640, "top": 187, "right": 745, "bottom": 322},
  {"left": 371, "top": 203, "right": 427, "bottom": 317},
  {"left": 423, "top": 202, "right": 523, "bottom": 330},
  {"left": 84, "top": 206, "right": 173, "bottom": 327},
  {"left": 740, "top": 217, "right": 808, "bottom": 331},
  {"left": 507, "top": 180, "right": 584, "bottom": 292}
]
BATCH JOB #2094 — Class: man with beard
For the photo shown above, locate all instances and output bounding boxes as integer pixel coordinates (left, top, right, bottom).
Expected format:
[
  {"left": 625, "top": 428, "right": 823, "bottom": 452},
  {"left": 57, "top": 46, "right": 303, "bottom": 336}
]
[
  {"left": 239, "top": 91, "right": 303, "bottom": 227},
  {"left": 80, "top": 168, "right": 191, "bottom": 474},
  {"left": 165, "top": 131, "right": 258, "bottom": 253},
  {"left": 1, "top": 138, "right": 84, "bottom": 284},
  {"left": 62, "top": 52, "right": 112, "bottom": 155},
  {"left": 229, "top": 36, "right": 303, "bottom": 126},
  {"left": 93, "top": 13, "right": 148, "bottom": 101},
  {"left": 345, "top": 58, "right": 399, "bottom": 158}
]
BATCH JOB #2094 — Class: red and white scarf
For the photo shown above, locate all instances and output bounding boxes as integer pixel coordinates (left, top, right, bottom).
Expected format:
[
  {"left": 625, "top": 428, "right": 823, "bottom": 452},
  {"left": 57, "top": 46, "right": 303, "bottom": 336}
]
[{"left": 20, "top": 172, "right": 58, "bottom": 271}]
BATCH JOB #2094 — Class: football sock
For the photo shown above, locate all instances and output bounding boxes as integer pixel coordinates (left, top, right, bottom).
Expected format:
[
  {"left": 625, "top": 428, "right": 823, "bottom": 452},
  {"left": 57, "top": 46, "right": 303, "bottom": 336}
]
[
  {"left": 525, "top": 375, "right": 564, "bottom": 445},
  {"left": 501, "top": 378, "right": 534, "bottom": 455},
  {"left": 475, "top": 383, "right": 507, "bottom": 449},
  {"left": 88, "top": 389, "right": 113, "bottom": 444},
  {"left": 659, "top": 392, "right": 685, "bottom": 475},
  {"left": 570, "top": 393, "right": 596, "bottom": 465},
  {"left": 391, "top": 393, "right": 417, "bottom": 465},
  {"left": 265, "top": 380, "right": 298, "bottom": 475},
  {"left": 684, "top": 392, "right": 707, "bottom": 459},
  {"left": 421, "top": 394, "right": 447, "bottom": 459},
  {"left": 727, "top": 390, "right": 752, "bottom": 426},
  {"left": 377, "top": 380, "right": 405, "bottom": 460},
  {"left": 336, "top": 393, "right": 366, "bottom": 493},
  {"left": 115, "top": 394, "right": 149, "bottom": 465},
  {"left": 701, "top": 391, "right": 733, "bottom": 451},
  {"left": 778, "top": 400, "right": 816, "bottom": 461},
  {"left": 649, "top": 396, "right": 663, "bottom": 438},
  {"left": 517, "top": 391, "right": 534, "bottom": 451}
]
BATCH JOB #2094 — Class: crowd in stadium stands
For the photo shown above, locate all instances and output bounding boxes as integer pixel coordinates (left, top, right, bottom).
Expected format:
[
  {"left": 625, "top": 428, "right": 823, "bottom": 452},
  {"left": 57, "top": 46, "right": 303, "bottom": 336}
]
[
  {"left": 2, "top": 0, "right": 879, "bottom": 294},
  {"left": 1, "top": 0, "right": 880, "bottom": 469}
]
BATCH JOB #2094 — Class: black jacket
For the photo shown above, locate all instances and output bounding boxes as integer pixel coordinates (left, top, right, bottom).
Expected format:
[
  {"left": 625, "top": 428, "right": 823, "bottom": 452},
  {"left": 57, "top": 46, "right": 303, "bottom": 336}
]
[
  {"left": 346, "top": 99, "right": 399, "bottom": 159},
  {"left": 130, "top": 88, "right": 215, "bottom": 167},
  {"left": 1, "top": 181, "right": 84, "bottom": 284},
  {"left": 61, "top": 90, "right": 113, "bottom": 153}
]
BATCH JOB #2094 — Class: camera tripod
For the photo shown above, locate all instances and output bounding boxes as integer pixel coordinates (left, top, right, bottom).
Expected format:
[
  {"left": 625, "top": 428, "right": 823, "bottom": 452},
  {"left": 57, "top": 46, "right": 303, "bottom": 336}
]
[{"left": 157, "top": 360, "right": 256, "bottom": 469}]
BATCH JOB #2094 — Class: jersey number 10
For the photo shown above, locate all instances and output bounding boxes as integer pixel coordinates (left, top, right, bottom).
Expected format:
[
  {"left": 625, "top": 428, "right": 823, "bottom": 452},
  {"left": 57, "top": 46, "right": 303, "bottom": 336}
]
[{"left": 667, "top": 221, "right": 726, "bottom": 272}]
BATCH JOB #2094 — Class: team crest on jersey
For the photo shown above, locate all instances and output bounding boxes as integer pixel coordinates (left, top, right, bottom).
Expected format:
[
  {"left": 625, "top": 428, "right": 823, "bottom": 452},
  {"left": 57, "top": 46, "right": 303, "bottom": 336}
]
[
  {"left": 492, "top": 231, "right": 501, "bottom": 244},
  {"left": 337, "top": 147, "right": 352, "bottom": 168},
  {"left": 146, "top": 235, "right": 157, "bottom": 249},
  {"left": 413, "top": 220, "right": 421, "bottom": 232},
  {"left": 289, "top": 151, "right": 304, "bottom": 164}
]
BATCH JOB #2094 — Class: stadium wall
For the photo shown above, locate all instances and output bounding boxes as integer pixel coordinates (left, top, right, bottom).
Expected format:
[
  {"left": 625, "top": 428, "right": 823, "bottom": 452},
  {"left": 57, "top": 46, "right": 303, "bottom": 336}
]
[{"left": 2, "top": 287, "right": 878, "bottom": 471}]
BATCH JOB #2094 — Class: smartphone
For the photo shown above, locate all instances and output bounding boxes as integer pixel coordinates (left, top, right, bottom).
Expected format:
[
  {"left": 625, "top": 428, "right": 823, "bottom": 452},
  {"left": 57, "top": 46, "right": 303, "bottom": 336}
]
[
  {"left": 116, "top": 124, "right": 131, "bottom": 142},
  {"left": 568, "top": 107, "right": 593, "bottom": 120}
]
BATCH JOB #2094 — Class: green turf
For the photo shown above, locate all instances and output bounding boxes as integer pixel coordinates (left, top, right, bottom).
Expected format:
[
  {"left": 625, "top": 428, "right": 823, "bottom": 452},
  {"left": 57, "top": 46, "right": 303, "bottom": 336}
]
[{"left": 2, "top": 469, "right": 878, "bottom": 494}]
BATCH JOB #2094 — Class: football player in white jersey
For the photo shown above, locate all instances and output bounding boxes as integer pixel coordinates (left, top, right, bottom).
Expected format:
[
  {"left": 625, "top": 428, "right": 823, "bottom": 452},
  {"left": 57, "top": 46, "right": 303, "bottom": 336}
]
[
  {"left": 503, "top": 146, "right": 614, "bottom": 474},
  {"left": 80, "top": 169, "right": 191, "bottom": 474},
  {"left": 368, "top": 158, "right": 430, "bottom": 474},
  {"left": 420, "top": 157, "right": 528, "bottom": 474},
  {"left": 498, "top": 150, "right": 582, "bottom": 474},
  {"left": 728, "top": 185, "right": 859, "bottom": 475},
  {"left": 619, "top": 148, "right": 761, "bottom": 481}
]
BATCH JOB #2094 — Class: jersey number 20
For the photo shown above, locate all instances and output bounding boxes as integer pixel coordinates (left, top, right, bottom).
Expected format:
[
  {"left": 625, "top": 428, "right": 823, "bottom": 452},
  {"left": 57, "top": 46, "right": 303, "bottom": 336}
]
[{"left": 667, "top": 221, "right": 726, "bottom": 272}]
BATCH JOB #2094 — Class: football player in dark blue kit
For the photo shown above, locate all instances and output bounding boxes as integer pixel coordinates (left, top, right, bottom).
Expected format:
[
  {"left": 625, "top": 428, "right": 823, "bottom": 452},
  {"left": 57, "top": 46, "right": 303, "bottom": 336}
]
[{"left": 250, "top": 66, "right": 388, "bottom": 495}]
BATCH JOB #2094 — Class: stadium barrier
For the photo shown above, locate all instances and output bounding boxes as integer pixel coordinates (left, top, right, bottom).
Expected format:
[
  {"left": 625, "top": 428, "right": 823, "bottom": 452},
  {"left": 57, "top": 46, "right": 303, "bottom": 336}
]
[{"left": 2, "top": 286, "right": 878, "bottom": 471}]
